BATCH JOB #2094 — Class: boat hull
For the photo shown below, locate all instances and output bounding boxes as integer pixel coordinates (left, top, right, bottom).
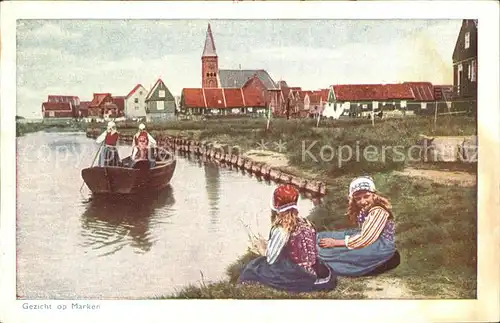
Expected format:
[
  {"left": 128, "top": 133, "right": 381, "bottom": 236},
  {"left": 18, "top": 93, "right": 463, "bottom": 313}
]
[{"left": 81, "top": 159, "right": 176, "bottom": 195}]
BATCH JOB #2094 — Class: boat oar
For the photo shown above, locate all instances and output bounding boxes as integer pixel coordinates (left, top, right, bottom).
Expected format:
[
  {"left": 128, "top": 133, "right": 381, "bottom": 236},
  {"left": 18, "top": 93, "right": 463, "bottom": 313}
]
[{"left": 79, "top": 142, "right": 104, "bottom": 194}]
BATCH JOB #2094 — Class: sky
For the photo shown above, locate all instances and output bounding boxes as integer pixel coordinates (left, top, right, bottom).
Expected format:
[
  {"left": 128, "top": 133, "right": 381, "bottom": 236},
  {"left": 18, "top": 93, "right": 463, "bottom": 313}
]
[{"left": 16, "top": 19, "right": 462, "bottom": 118}]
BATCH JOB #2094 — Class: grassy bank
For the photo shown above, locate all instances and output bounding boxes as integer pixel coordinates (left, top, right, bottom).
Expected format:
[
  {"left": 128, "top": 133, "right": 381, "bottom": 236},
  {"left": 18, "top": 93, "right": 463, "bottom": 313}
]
[
  {"left": 16, "top": 120, "right": 86, "bottom": 137},
  {"left": 137, "top": 115, "right": 477, "bottom": 299}
]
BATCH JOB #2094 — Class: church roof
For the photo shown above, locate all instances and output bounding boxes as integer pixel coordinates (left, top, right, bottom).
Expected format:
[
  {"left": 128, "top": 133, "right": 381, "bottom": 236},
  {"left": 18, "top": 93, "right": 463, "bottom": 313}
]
[
  {"left": 202, "top": 23, "right": 217, "bottom": 57},
  {"left": 218, "top": 69, "right": 277, "bottom": 89}
]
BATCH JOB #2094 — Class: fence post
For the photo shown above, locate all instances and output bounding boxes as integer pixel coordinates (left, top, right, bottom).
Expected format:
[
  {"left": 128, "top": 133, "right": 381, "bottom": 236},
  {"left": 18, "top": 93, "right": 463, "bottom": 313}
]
[{"left": 433, "top": 101, "right": 438, "bottom": 131}]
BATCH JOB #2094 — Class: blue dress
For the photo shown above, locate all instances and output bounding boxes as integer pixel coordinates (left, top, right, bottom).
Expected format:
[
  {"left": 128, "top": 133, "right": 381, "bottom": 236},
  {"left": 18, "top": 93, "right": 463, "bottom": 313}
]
[
  {"left": 316, "top": 208, "right": 397, "bottom": 276},
  {"left": 98, "top": 145, "right": 120, "bottom": 167},
  {"left": 238, "top": 221, "right": 337, "bottom": 293}
]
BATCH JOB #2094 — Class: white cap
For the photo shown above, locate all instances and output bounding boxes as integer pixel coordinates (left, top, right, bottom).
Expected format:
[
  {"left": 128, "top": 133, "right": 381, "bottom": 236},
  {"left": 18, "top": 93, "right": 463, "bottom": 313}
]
[
  {"left": 107, "top": 121, "right": 116, "bottom": 129},
  {"left": 139, "top": 123, "right": 146, "bottom": 130},
  {"left": 348, "top": 176, "right": 376, "bottom": 198}
]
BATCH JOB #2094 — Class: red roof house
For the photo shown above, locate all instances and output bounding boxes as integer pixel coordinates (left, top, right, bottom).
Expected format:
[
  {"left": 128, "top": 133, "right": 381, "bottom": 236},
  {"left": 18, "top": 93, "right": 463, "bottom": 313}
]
[
  {"left": 403, "top": 82, "right": 435, "bottom": 101},
  {"left": 41, "top": 102, "right": 74, "bottom": 118}
]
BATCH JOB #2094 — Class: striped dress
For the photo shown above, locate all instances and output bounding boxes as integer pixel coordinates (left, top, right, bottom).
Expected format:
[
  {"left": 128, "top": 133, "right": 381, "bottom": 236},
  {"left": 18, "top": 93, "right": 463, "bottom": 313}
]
[{"left": 316, "top": 205, "right": 396, "bottom": 276}]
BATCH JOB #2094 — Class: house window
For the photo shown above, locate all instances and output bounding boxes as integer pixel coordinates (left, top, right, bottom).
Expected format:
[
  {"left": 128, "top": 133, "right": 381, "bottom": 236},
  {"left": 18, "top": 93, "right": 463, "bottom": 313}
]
[
  {"left": 158, "top": 90, "right": 165, "bottom": 98},
  {"left": 156, "top": 101, "right": 164, "bottom": 110},
  {"left": 401, "top": 100, "right": 407, "bottom": 108},
  {"left": 49, "top": 111, "right": 55, "bottom": 117},
  {"left": 468, "top": 63, "right": 472, "bottom": 80},
  {"left": 471, "top": 59, "right": 477, "bottom": 82},
  {"left": 465, "top": 32, "right": 470, "bottom": 49},
  {"left": 139, "top": 91, "right": 143, "bottom": 95},
  {"left": 457, "top": 64, "right": 463, "bottom": 94},
  {"left": 135, "top": 106, "right": 139, "bottom": 110},
  {"left": 134, "top": 98, "right": 139, "bottom": 103}
]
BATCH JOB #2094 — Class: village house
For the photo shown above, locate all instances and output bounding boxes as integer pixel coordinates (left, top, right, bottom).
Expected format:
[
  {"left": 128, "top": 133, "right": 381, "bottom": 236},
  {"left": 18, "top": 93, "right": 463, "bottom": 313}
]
[
  {"left": 112, "top": 96, "right": 126, "bottom": 119},
  {"left": 324, "top": 84, "right": 415, "bottom": 119},
  {"left": 403, "top": 82, "right": 435, "bottom": 115},
  {"left": 433, "top": 84, "right": 454, "bottom": 113},
  {"left": 452, "top": 19, "right": 477, "bottom": 113},
  {"left": 273, "top": 80, "right": 302, "bottom": 118},
  {"left": 180, "top": 74, "right": 269, "bottom": 116},
  {"left": 41, "top": 102, "right": 74, "bottom": 119},
  {"left": 42, "top": 95, "right": 80, "bottom": 119},
  {"left": 303, "top": 89, "right": 329, "bottom": 118},
  {"left": 200, "top": 23, "right": 282, "bottom": 115},
  {"left": 124, "top": 84, "right": 148, "bottom": 120},
  {"left": 77, "top": 101, "right": 90, "bottom": 118},
  {"left": 144, "top": 78, "right": 177, "bottom": 121},
  {"left": 88, "top": 93, "right": 118, "bottom": 120}
]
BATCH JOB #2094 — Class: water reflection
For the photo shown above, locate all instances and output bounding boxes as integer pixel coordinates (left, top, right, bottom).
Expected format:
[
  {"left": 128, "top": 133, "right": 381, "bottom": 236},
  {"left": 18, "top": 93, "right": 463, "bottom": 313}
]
[
  {"left": 204, "top": 162, "right": 221, "bottom": 228},
  {"left": 79, "top": 185, "right": 176, "bottom": 256}
]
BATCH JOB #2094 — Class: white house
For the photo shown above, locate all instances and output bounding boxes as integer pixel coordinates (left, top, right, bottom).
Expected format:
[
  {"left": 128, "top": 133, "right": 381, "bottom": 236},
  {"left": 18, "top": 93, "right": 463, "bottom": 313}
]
[{"left": 124, "top": 84, "right": 148, "bottom": 120}]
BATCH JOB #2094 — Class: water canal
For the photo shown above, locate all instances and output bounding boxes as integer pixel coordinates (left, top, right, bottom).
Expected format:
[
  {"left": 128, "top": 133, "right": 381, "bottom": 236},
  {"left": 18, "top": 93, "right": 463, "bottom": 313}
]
[{"left": 16, "top": 132, "right": 316, "bottom": 299}]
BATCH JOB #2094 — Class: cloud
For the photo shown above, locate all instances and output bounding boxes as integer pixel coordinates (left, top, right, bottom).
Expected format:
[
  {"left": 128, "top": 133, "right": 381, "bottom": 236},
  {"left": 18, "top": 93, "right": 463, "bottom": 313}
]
[{"left": 18, "top": 22, "right": 82, "bottom": 43}]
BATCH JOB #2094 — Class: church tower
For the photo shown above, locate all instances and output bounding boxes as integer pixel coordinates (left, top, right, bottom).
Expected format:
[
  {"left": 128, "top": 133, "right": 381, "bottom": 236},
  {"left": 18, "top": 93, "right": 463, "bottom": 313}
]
[{"left": 201, "top": 23, "right": 219, "bottom": 88}]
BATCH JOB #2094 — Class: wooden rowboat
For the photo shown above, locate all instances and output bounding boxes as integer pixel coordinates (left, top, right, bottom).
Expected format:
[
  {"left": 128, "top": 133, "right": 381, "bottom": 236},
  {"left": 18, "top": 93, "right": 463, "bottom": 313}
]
[{"left": 81, "top": 156, "right": 176, "bottom": 195}]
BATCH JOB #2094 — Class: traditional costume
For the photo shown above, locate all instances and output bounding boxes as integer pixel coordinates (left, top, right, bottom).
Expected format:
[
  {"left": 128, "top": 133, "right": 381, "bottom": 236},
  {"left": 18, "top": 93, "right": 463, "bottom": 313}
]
[
  {"left": 317, "top": 177, "right": 399, "bottom": 276},
  {"left": 96, "top": 121, "right": 120, "bottom": 167},
  {"left": 132, "top": 123, "right": 157, "bottom": 168},
  {"left": 238, "top": 185, "right": 337, "bottom": 293}
]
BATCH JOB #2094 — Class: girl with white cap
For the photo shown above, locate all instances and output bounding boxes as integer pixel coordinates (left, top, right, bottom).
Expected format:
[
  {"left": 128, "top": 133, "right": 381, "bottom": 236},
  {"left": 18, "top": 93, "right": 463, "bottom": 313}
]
[
  {"left": 316, "top": 176, "right": 399, "bottom": 276},
  {"left": 132, "top": 123, "right": 157, "bottom": 167},
  {"left": 237, "top": 184, "right": 337, "bottom": 292},
  {"left": 95, "top": 121, "right": 121, "bottom": 167}
]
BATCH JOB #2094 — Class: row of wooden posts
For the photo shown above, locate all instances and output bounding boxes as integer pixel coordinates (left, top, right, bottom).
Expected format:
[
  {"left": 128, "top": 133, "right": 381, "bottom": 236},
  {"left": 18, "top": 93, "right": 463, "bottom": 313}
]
[{"left": 87, "top": 129, "right": 327, "bottom": 196}]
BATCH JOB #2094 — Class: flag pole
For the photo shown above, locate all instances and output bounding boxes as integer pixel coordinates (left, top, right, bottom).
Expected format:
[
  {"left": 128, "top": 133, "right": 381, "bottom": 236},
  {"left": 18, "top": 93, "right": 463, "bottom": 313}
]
[{"left": 266, "top": 103, "right": 271, "bottom": 131}]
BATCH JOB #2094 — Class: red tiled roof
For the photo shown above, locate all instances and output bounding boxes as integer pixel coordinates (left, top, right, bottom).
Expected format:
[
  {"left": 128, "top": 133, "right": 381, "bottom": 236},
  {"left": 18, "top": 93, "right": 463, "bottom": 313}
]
[
  {"left": 89, "top": 93, "right": 112, "bottom": 108},
  {"left": 313, "top": 89, "right": 329, "bottom": 101},
  {"left": 242, "top": 85, "right": 266, "bottom": 107},
  {"left": 126, "top": 84, "right": 143, "bottom": 99},
  {"left": 112, "top": 97, "right": 125, "bottom": 111},
  {"left": 42, "top": 102, "right": 72, "bottom": 111},
  {"left": 332, "top": 84, "right": 414, "bottom": 101},
  {"left": 297, "top": 90, "right": 314, "bottom": 100},
  {"left": 182, "top": 87, "right": 266, "bottom": 108},
  {"left": 203, "top": 88, "right": 226, "bottom": 109},
  {"left": 182, "top": 88, "right": 206, "bottom": 108},
  {"left": 79, "top": 101, "right": 91, "bottom": 110},
  {"left": 223, "top": 88, "right": 245, "bottom": 108},
  {"left": 47, "top": 95, "right": 79, "bottom": 103},
  {"left": 403, "top": 82, "right": 435, "bottom": 101}
]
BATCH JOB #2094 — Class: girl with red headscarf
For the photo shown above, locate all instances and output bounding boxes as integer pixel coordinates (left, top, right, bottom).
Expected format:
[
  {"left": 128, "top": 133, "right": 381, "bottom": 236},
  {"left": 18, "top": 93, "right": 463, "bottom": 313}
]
[{"left": 237, "top": 184, "right": 337, "bottom": 293}]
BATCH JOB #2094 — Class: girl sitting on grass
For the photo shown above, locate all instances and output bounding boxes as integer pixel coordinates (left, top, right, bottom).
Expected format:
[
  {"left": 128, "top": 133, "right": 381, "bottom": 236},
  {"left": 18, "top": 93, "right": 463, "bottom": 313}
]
[
  {"left": 237, "top": 184, "right": 337, "bottom": 293},
  {"left": 317, "top": 176, "right": 399, "bottom": 276}
]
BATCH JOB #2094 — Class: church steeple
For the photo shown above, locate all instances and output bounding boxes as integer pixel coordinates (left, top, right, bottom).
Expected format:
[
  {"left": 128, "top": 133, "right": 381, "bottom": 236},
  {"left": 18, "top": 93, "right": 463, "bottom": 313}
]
[
  {"left": 202, "top": 23, "right": 217, "bottom": 57},
  {"left": 202, "top": 23, "right": 219, "bottom": 88}
]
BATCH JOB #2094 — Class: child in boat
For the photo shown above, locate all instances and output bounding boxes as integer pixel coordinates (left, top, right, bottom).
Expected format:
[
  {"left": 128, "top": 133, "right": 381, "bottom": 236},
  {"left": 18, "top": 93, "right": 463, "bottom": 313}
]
[
  {"left": 95, "top": 121, "right": 120, "bottom": 167},
  {"left": 316, "top": 176, "right": 399, "bottom": 276},
  {"left": 132, "top": 123, "right": 157, "bottom": 168},
  {"left": 237, "top": 184, "right": 337, "bottom": 293}
]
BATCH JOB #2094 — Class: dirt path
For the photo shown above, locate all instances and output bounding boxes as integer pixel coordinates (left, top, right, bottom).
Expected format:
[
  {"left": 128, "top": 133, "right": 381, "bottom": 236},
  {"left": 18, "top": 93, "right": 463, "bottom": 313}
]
[
  {"left": 363, "top": 277, "right": 414, "bottom": 299},
  {"left": 394, "top": 167, "right": 476, "bottom": 187}
]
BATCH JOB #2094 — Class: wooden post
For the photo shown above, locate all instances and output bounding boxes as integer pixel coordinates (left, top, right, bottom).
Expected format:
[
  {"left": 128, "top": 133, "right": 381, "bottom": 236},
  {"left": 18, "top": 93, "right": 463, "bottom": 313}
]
[{"left": 434, "top": 101, "right": 438, "bottom": 131}]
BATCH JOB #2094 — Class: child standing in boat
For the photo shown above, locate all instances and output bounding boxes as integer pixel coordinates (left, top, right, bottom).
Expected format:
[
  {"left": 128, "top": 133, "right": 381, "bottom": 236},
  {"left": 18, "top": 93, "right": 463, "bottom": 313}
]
[
  {"left": 95, "top": 121, "right": 120, "bottom": 167},
  {"left": 237, "top": 184, "right": 337, "bottom": 292},
  {"left": 132, "top": 123, "right": 157, "bottom": 168},
  {"left": 316, "top": 176, "right": 399, "bottom": 276}
]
